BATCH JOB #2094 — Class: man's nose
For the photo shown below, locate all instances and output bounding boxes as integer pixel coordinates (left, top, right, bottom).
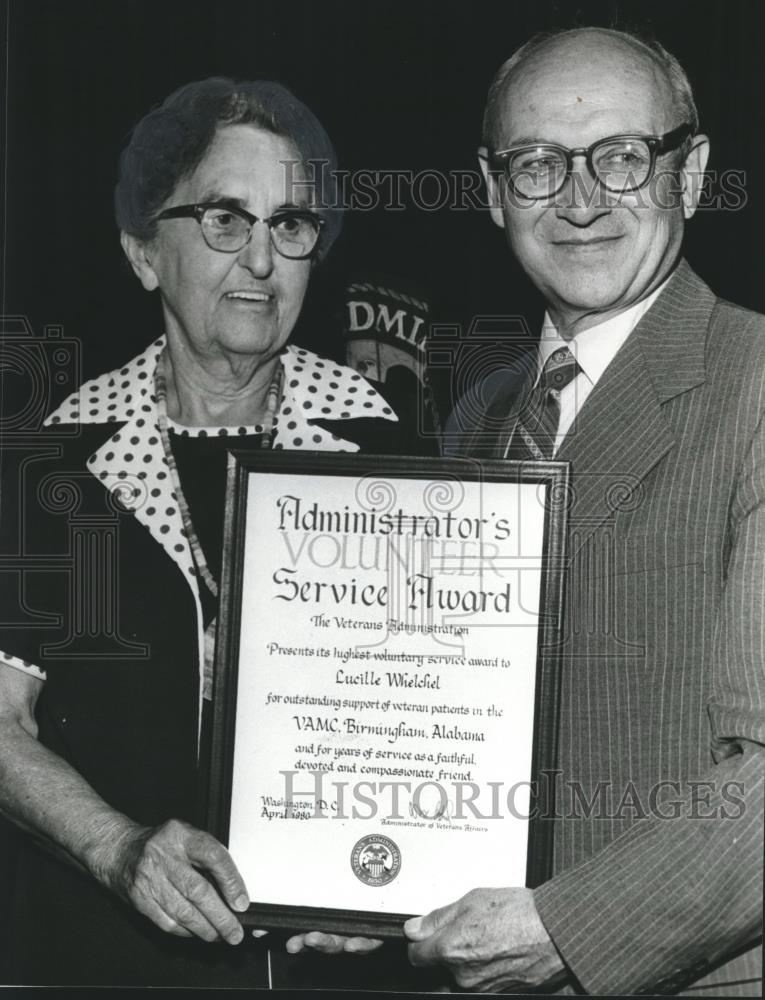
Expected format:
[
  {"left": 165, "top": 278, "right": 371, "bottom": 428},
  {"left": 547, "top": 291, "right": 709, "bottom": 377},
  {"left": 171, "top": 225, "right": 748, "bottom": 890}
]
[
  {"left": 237, "top": 221, "right": 275, "bottom": 276},
  {"left": 554, "top": 156, "right": 612, "bottom": 225}
]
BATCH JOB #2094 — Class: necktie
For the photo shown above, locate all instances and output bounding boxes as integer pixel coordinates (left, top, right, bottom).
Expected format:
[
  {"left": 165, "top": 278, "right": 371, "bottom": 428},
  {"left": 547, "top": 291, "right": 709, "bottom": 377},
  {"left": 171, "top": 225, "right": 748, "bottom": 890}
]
[{"left": 504, "top": 345, "right": 581, "bottom": 460}]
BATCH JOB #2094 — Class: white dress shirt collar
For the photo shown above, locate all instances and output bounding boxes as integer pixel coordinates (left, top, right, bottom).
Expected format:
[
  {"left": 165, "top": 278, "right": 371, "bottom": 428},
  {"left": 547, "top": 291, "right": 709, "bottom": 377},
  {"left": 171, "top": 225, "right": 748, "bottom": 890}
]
[{"left": 538, "top": 278, "right": 670, "bottom": 387}]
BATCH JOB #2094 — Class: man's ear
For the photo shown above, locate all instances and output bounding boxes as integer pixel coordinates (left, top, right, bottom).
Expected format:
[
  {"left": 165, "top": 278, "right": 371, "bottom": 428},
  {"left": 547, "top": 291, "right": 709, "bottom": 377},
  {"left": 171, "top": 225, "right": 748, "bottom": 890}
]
[
  {"left": 679, "top": 134, "right": 710, "bottom": 220},
  {"left": 478, "top": 148, "right": 506, "bottom": 229},
  {"left": 120, "top": 231, "right": 160, "bottom": 291}
]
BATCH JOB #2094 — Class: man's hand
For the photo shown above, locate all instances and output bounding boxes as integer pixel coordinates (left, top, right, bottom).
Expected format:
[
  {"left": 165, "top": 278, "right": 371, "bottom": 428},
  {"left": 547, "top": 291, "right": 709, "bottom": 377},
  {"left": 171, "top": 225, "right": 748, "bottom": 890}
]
[
  {"left": 283, "top": 931, "right": 383, "bottom": 955},
  {"left": 103, "top": 818, "right": 249, "bottom": 945},
  {"left": 404, "top": 887, "right": 568, "bottom": 992}
]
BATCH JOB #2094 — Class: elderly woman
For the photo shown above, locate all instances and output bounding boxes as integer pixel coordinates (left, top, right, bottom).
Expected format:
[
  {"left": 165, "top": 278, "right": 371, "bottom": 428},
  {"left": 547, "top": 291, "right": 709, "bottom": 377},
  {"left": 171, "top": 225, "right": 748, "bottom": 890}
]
[{"left": 0, "top": 78, "right": 430, "bottom": 987}]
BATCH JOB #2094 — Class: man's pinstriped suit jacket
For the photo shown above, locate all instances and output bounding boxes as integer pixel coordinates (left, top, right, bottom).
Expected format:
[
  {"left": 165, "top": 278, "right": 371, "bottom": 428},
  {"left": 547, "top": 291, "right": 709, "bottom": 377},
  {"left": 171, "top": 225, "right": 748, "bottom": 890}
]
[{"left": 447, "top": 260, "right": 764, "bottom": 995}]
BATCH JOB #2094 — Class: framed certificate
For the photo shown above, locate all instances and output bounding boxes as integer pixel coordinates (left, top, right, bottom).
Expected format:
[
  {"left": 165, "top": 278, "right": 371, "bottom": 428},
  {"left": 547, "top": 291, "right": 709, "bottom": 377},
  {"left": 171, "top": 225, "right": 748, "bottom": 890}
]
[{"left": 208, "top": 453, "right": 569, "bottom": 937}]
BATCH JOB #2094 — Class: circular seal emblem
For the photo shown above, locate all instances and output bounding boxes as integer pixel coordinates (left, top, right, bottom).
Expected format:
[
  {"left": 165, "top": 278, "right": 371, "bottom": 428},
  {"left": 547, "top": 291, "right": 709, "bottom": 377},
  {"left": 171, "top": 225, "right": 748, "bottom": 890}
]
[{"left": 351, "top": 834, "right": 401, "bottom": 886}]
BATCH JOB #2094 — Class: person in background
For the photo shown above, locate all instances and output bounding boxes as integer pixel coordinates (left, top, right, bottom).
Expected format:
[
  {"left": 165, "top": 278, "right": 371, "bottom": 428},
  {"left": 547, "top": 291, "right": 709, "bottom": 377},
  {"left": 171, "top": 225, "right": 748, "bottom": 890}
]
[{"left": 342, "top": 271, "right": 441, "bottom": 444}]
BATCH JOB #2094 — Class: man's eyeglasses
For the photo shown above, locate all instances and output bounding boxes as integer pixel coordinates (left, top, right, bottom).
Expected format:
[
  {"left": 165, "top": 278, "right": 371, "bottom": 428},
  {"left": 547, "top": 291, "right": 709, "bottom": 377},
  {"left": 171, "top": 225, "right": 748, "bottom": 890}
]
[
  {"left": 154, "top": 202, "right": 325, "bottom": 259},
  {"left": 487, "top": 123, "right": 695, "bottom": 200}
]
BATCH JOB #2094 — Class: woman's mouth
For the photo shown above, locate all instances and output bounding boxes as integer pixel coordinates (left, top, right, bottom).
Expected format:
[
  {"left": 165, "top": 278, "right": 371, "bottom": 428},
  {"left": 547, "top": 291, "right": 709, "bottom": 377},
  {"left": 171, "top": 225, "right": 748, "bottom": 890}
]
[{"left": 225, "top": 290, "right": 273, "bottom": 302}]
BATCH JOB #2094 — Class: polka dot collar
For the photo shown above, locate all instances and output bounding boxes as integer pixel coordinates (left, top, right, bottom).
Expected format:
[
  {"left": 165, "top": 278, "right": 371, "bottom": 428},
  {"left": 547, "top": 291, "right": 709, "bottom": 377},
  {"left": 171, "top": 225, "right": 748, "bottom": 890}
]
[
  {"left": 159, "top": 346, "right": 397, "bottom": 448},
  {"left": 46, "top": 336, "right": 165, "bottom": 428},
  {"left": 41, "top": 337, "right": 397, "bottom": 734},
  {"left": 45, "top": 337, "right": 397, "bottom": 446},
  {"left": 43, "top": 336, "right": 398, "bottom": 593}
]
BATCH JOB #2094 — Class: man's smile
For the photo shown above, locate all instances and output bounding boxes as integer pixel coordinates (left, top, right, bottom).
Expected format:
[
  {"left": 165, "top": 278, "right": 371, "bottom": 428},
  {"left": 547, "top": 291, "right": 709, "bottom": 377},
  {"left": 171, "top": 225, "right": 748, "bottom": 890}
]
[{"left": 550, "top": 235, "right": 624, "bottom": 248}]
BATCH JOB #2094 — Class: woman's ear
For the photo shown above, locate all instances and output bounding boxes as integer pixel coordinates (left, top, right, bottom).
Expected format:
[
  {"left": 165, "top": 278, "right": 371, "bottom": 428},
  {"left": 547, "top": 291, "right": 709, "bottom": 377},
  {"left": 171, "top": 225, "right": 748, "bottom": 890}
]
[{"left": 120, "top": 232, "right": 160, "bottom": 291}]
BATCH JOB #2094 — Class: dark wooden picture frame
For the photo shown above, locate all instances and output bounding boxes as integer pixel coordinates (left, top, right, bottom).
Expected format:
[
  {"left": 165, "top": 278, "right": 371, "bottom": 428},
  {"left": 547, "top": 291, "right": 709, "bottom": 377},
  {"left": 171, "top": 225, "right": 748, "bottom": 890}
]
[{"left": 207, "top": 452, "right": 569, "bottom": 938}]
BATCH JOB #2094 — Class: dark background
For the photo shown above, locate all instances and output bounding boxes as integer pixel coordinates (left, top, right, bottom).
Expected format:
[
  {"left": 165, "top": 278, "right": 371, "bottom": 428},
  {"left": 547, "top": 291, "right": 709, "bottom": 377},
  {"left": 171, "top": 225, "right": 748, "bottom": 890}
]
[{"left": 2, "top": 0, "right": 765, "bottom": 397}]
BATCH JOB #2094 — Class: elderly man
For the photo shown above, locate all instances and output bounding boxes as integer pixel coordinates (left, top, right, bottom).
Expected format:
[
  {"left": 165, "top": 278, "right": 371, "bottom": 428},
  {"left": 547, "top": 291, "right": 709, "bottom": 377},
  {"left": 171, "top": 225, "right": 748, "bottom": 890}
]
[{"left": 402, "top": 26, "right": 763, "bottom": 997}]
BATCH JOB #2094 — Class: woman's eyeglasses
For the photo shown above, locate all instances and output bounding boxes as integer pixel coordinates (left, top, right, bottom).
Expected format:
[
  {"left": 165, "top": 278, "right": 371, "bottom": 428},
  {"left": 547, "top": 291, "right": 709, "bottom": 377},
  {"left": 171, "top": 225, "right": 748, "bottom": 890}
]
[{"left": 154, "top": 202, "right": 324, "bottom": 259}]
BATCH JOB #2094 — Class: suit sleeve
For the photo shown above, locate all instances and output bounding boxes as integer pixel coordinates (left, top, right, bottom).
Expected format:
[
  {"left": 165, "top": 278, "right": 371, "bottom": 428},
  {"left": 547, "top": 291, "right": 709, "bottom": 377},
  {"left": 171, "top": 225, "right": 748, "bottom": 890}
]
[{"left": 532, "top": 411, "right": 765, "bottom": 995}]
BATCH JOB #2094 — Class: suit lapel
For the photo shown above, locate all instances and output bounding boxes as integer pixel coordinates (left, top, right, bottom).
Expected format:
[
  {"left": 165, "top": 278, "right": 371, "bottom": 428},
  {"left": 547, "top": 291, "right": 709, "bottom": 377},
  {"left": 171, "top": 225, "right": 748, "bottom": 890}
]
[
  {"left": 454, "top": 261, "right": 717, "bottom": 542},
  {"left": 556, "top": 333, "right": 676, "bottom": 538},
  {"left": 557, "top": 260, "right": 714, "bottom": 540}
]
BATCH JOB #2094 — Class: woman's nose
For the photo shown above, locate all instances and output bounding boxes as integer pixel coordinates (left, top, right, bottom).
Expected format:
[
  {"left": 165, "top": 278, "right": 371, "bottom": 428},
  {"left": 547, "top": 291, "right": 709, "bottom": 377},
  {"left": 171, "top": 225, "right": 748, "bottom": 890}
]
[{"left": 237, "top": 221, "right": 275, "bottom": 276}]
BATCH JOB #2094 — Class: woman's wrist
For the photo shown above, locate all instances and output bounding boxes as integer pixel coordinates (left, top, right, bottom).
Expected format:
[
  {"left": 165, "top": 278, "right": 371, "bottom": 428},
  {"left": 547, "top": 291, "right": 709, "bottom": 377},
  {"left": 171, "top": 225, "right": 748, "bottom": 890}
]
[{"left": 79, "top": 811, "right": 147, "bottom": 892}]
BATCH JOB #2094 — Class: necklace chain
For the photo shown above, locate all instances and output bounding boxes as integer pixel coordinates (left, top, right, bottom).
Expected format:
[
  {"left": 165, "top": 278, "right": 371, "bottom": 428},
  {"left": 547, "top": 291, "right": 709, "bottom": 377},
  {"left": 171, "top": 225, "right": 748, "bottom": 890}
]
[{"left": 155, "top": 350, "right": 283, "bottom": 599}]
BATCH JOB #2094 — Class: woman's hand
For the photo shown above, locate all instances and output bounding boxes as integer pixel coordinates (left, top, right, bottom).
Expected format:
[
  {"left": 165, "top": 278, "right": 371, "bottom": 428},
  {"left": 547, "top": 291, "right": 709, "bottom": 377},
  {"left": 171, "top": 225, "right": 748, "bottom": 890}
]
[
  {"left": 103, "top": 818, "right": 250, "bottom": 945},
  {"left": 0, "top": 666, "right": 249, "bottom": 947}
]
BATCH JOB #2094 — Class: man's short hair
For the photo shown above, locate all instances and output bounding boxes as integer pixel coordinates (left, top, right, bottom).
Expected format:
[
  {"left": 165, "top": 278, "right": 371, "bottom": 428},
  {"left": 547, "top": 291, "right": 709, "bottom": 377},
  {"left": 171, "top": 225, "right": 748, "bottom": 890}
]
[
  {"left": 482, "top": 27, "right": 700, "bottom": 150},
  {"left": 115, "top": 77, "right": 342, "bottom": 260}
]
